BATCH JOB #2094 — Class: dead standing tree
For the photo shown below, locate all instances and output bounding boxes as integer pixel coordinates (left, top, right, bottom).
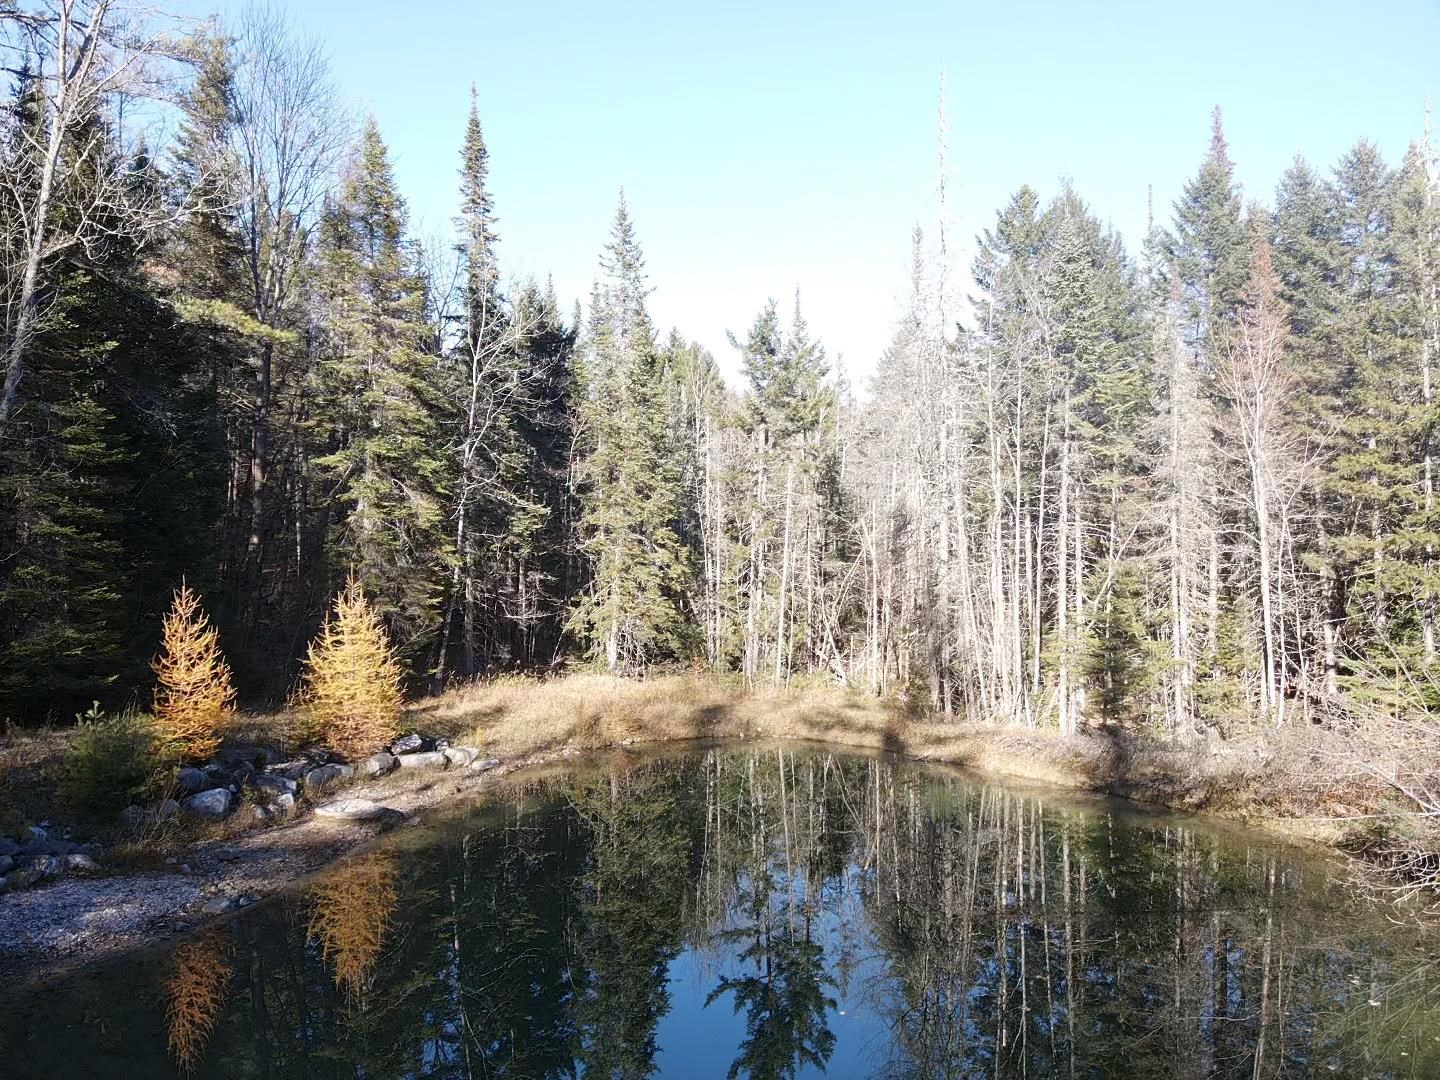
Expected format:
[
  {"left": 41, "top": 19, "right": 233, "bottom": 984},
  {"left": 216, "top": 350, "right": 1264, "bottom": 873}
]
[{"left": 0, "top": 0, "right": 196, "bottom": 439}]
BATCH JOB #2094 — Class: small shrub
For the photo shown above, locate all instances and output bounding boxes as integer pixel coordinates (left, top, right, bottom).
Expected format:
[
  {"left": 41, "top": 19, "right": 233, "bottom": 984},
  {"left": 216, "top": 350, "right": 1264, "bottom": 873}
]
[
  {"left": 58, "top": 705, "right": 170, "bottom": 820},
  {"left": 152, "top": 583, "right": 236, "bottom": 763},
  {"left": 300, "top": 574, "right": 404, "bottom": 760}
]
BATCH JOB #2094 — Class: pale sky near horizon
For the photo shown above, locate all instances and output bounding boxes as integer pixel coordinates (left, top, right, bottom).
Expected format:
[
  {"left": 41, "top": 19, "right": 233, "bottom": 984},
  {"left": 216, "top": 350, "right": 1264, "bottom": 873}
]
[{"left": 194, "top": 0, "right": 1438, "bottom": 386}]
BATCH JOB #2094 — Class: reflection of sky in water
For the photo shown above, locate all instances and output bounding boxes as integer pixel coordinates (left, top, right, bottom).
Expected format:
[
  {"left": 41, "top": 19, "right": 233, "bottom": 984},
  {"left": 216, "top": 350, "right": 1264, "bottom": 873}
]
[{"left": 1, "top": 745, "right": 1437, "bottom": 1079}]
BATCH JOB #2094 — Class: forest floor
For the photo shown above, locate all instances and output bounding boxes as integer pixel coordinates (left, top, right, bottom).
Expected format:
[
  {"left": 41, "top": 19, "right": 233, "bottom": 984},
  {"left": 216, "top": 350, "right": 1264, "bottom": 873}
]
[{"left": 0, "top": 672, "right": 1405, "bottom": 985}]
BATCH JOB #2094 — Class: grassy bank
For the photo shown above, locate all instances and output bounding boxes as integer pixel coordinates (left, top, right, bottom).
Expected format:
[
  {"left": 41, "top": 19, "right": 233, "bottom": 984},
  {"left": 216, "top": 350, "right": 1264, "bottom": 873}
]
[
  {"left": 0, "top": 672, "right": 1422, "bottom": 888},
  {"left": 408, "top": 673, "right": 1394, "bottom": 843}
]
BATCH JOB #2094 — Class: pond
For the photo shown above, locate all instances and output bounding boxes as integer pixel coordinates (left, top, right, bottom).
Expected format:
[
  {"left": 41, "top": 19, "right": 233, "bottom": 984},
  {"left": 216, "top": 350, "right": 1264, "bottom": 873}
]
[{"left": 1, "top": 744, "right": 1437, "bottom": 1078}]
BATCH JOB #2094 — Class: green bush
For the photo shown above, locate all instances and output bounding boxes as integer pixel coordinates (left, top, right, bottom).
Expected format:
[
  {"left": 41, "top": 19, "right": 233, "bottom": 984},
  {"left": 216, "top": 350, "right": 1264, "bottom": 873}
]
[{"left": 57, "top": 706, "right": 171, "bottom": 820}]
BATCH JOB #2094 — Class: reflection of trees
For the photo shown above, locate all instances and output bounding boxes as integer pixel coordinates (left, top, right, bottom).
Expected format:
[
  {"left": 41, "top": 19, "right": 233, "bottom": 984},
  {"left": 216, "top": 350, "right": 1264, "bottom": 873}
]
[
  {"left": 10, "top": 748, "right": 1440, "bottom": 1079},
  {"left": 700, "top": 750, "right": 841, "bottom": 1079},
  {"left": 570, "top": 766, "right": 695, "bottom": 1079},
  {"left": 165, "top": 928, "right": 233, "bottom": 1074},
  {"left": 307, "top": 850, "right": 399, "bottom": 1000},
  {"left": 706, "top": 872, "right": 836, "bottom": 1079}
]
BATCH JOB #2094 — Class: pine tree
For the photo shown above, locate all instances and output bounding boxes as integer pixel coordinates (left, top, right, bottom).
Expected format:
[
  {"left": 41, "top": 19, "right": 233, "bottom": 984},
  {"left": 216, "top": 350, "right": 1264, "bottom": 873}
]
[
  {"left": 312, "top": 118, "right": 448, "bottom": 654},
  {"left": 570, "top": 194, "right": 692, "bottom": 671},
  {"left": 152, "top": 583, "right": 235, "bottom": 763},
  {"left": 300, "top": 574, "right": 405, "bottom": 760}
]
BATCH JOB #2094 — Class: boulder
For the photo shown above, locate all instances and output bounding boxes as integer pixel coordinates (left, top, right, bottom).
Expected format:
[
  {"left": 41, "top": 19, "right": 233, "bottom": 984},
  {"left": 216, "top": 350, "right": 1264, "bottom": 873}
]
[
  {"left": 2, "top": 867, "right": 42, "bottom": 890},
  {"left": 66, "top": 852, "right": 100, "bottom": 872},
  {"left": 395, "top": 751, "right": 448, "bottom": 771},
  {"left": 0, "top": 855, "right": 12, "bottom": 874},
  {"left": 158, "top": 799, "right": 181, "bottom": 820},
  {"left": 389, "top": 732, "right": 426, "bottom": 755},
  {"left": 177, "top": 766, "right": 212, "bottom": 796},
  {"left": 19, "top": 837, "right": 54, "bottom": 858},
  {"left": 314, "top": 797, "right": 388, "bottom": 821},
  {"left": 267, "top": 759, "right": 311, "bottom": 781},
  {"left": 273, "top": 792, "right": 296, "bottom": 814},
  {"left": 303, "top": 763, "right": 354, "bottom": 791},
  {"left": 360, "top": 751, "right": 397, "bottom": 778},
  {"left": 24, "top": 825, "right": 46, "bottom": 843},
  {"left": 0, "top": 838, "right": 19, "bottom": 858},
  {"left": 442, "top": 746, "right": 478, "bottom": 767},
  {"left": 251, "top": 773, "right": 298, "bottom": 797},
  {"left": 470, "top": 758, "right": 502, "bottom": 773},
  {"left": 182, "top": 788, "right": 234, "bottom": 819},
  {"left": 29, "top": 853, "right": 62, "bottom": 879}
]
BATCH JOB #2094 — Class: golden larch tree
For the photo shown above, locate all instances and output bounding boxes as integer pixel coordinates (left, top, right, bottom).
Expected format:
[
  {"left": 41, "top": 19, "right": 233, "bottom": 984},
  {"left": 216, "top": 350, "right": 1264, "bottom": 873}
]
[
  {"left": 301, "top": 574, "right": 404, "bottom": 760},
  {"left": 165, "top": 930, "right": 233, "bottom": 1073},
  {"left": 153, "top": 583, "right": 235, "bottom": 763}
]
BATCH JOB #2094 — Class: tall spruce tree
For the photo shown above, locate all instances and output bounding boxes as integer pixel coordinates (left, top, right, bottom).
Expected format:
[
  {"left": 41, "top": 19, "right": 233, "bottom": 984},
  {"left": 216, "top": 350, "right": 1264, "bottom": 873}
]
[
  {"left": 312, "top": 118, "right": 448, "bottom": 656},
  {"left": 570, "top": 194, "right": 692, "bottom": 671}
]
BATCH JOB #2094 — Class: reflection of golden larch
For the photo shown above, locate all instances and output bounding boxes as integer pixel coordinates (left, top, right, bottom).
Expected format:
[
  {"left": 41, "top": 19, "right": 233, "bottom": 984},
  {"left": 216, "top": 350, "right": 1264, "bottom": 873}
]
[
  {"left": 308, "top": 851, "right": 399, "bottom": 999},
  {"left": 165, "top": 930, "right": 234, "bottom": 1074}
]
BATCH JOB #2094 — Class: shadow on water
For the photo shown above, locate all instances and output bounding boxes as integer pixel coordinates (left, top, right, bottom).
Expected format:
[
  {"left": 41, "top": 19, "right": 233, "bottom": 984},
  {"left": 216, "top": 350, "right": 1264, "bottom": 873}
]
[{"left": 1, "top": 743, "right": 1437, "bottom": 1079}]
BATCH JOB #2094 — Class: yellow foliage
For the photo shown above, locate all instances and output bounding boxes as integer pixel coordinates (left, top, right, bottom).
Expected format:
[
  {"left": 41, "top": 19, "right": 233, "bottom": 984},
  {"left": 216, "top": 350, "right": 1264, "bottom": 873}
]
[
  {"left": 165, "top": 930, "right": 233, "bottom": 1074},
  {"left": 308, "top": 851, "right": 399, "bottom": 999},
  {"left": 152, "top": 583, "right": 235, "bottom": 763},
  {"left": 300, "top": 574, "right": 404, "bottom": 760}
]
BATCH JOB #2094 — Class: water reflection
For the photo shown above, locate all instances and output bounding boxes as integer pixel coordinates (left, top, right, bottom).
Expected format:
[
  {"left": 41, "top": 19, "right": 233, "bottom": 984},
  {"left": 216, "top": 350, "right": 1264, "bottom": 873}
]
[{"left": 3, "top": 746, "right": 1438, "bottom": 1079}]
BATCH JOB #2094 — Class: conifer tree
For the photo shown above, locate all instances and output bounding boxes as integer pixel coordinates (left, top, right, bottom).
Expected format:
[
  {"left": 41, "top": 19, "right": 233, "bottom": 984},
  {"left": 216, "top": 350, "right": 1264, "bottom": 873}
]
[
  {"left": 1169, "top": 107, "right": 1251, "bottom": 353},
  {"left": 571, "top": 194, "right": 692, "bottom": 670},
  {"left": 300, "top": 574, "right": 405, "bottom": 760},
  {"left": 152, "top": 583, "right": 235, "bottom": 763},
  {"left": 313, "top": 118, "right": 448, "bottom": 653}
]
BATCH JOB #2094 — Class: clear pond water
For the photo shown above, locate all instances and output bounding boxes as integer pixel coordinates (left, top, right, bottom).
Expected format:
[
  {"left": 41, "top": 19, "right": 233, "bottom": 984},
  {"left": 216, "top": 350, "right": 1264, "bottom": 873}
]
[{"left": 2, "top": 745, "right": 1437, "bottom": 1078}]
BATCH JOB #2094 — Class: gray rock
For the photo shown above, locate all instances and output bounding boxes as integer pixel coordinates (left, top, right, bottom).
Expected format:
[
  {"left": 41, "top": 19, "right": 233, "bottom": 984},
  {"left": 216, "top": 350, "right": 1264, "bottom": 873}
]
[
  {"left": 395, "top": 750, "right": 448, "bottom": 771},
  {"left": 314, "top": 797, "right": 388, "bottom": 820},
  {"left": 0, "top": 838, "right": 18, "bottom": 858},
  {"left": 182, "top": 788, "right": 234, "bottom": 818},
  {"left": 360, "top": 751, "right": 397, "bottom": 778},
  {"left": 251, "top": 773, "right": 298, "bottom": 796},
  {"left": 389, "top": 732, "right": 424, "bottom": 755},
  {"left": 200, "top": 895, "right": 236, "bottom": 915},
  {"left": 66, "top": 852, "right": 100, "bottom": 872},
  {"left": 267, "top": 759, "right": 311, "bottom": 781},
  {"left": 273, "top": 792, "right": 296, "bottom": 814},
  {"left": 177, "top": 766, "right": 211, "bottom": 796},
  {"left": 3, "top": 867, "right": 42, "bottom": 890},
  {"left": 442, "top": 746, "right": 480, "bottom": 767},
  {"left": 30, "top": 853, "right": 62, "bottom": 878},
  {"left": 303, "top": 763, "right": 354, "bottom": 791},
  {"left": 470, "top": 758, "right": 502, "bottom": 773},
  {"left": 0, "top": 855, "right": 12, "bottom": 874},
  {"left": 18, "top": 837, "right": 54, "bottom": 857},
  {"left": 158, "top": 799, "right": 181, "bottom": 819},
  {"left": 25, "top": 825, "right": 47, "bottom": 842}
]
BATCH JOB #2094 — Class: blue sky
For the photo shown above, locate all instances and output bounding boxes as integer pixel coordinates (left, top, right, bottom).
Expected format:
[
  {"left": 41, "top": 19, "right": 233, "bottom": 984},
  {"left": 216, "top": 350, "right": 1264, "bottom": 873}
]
[{"left": 200, "top": 1, "right": 1438, "bottom": 384}]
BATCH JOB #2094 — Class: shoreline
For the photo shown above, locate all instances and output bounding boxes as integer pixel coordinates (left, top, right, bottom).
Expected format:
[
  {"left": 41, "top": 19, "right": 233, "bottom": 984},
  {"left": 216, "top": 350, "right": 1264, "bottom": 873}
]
[{"left": 0, "top": 674, "right": 1399, "bottom": 984}]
